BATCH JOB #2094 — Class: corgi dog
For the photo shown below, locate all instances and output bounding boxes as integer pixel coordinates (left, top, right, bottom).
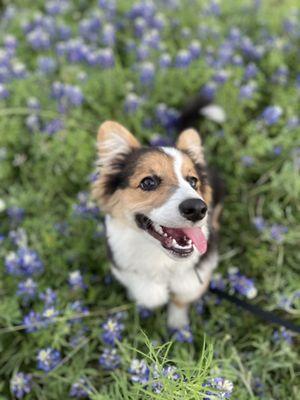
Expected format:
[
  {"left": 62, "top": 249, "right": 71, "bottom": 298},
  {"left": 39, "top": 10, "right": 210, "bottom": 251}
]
[{"left": 92, "top": 120, "right": 223, "bottom": 328}]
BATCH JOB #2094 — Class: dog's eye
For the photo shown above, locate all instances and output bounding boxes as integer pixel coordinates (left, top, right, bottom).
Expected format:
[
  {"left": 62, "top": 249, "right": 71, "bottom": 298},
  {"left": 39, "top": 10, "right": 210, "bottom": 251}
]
[
  {"left": 139, "top": 176, "right": 160, "bottom": 191},
  {"left": 187, "top": 176, "right": 198, "bottom": 189}
]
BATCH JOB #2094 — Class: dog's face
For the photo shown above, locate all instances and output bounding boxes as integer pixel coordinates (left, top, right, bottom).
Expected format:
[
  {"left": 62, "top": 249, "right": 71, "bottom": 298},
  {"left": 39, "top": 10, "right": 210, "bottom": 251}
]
[{"left": 93, "top": 121, "right": 212, "bottom": 260}]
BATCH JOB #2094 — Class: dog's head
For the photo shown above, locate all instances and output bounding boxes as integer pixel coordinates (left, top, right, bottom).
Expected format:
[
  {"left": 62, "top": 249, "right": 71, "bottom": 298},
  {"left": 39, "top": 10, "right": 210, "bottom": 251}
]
[{"left": 93, "top": 121, "right": 212, "bottom": 260}]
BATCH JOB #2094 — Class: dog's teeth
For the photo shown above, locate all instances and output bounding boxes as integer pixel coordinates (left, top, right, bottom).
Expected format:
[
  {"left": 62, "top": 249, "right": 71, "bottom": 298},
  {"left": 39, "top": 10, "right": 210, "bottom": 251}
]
[
  {"left": 153, "top": 222, "right": 163, "bottom": 235},
  {"left": 163, "top": 232, "right": 168, "bottom": 237}
]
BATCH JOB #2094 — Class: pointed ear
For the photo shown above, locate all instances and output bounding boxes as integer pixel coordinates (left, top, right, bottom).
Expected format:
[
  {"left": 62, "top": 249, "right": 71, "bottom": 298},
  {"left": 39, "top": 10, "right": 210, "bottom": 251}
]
[
  {"left": 176, "top": 128, "right": 205, "bottom": 164},
  {"left": 97, "top": 121, "right": 140, "bottom": 168}
]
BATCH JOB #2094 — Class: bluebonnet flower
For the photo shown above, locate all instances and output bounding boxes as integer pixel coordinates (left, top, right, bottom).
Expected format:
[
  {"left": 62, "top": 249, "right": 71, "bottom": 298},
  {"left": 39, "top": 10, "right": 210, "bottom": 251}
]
[
  {"left": 26, "top": 114, "right": 41, "bottom": 132},
  {"left": 68, "top": 270, "right": 86, "bottom": 290},
  {"left": 228, "top": 268, "right": 257, "bottom": 299},
  {"left": 37, "top": 348, "right": 61, "bottom": 372},
  {"left": 129, "top": 359, "right": 150, "bottom": 384},
  {"left": 96, "top": 48, "right": 115, "bottom": 68},
  {"left": 124, "top": 93, "right": 143, "bottom": 113},
  {"left": 134, "top": 17, "right": 147, "bottom": 36},
  {"left": 43, "top": 119, "right": 64, "bottom": 135},
  {"left": 7, "top": 206, "right": 25, "bottom": 223},
  {"left": 162, "top": 365, "right": 180, "bottom": 380},
  {"left": 155, "top": 103, "right": 179, "bottom": 129},
  {"left": 271, "top": 65, "right": 289, "bottom": 85},
  {"left": 189, "top": 40, "right": 201, "bottom": 59},
  {"left": 99, "top": 348, "right": 121, "bottom": 370},
  {"left": 213, "top": 69, "right": 230, "bottom": 84},
  {"left": 68, "top": 301, "right": 89, "bottom": 324},
  {"left": 73, "top": 192, "right": 99, "bottom": 218},
  {"left": 203, "top": 377, "right": 234, "bottom": 399},
  {"left": 201, "top": 82, "right": 217, "bottom": 101},
  {"left": 0, "top": 83, "right": 9, "bottom": 99},
  {"left": 239, "top": 82, "right": 257, "bottom": 99},
  {"left": 287, "top": 116, "right": 300, "bottom": 129},
  {"left": 210, "top": 273, "right": 226, "bottom": 290},
  {"left": 45, "top": 0, "right": 70, "bottom": 15},
  {"left": 251, "top": 377, "right": 265, "bottom": 397},
  {"left": 138, "top": 305, "right": 153, "bottom": 319},
  {"left": 4, "top": 34, "right": 18, "bottom": 51},
  {"left": 270, "top": 224, "right": 288, "bottom": 243},
  {"left": 102, "top": 23, "right": 115, "bottom": 46},
  {"left": 64, "top": 85, "right": 84, "bottom": 106},
  {"left": 12, "top": 61, "right": 27, "bottom": 79},
  {"left": 143, "top": 29, "right": 160, "bottom": 49},
  {"left": 42, "top": 306, "right": 59, "bottom": 323},
  {"left": 10, "top": 372, "right": 32, "bottom": 399},
  {"left": 272, "top": 327, "right": 293, "bottom": 345},
  {"left": 27, "top": 28, "right": 51, "bottom": 50},
  {"left": 27, "top": 97, "right": 40, "bottom": 110},
  {"left": 17, "top": 278, "right": 37, "bottom": 302},
  {"left": 39, "top": 288, "right": 57, "bottom": 305},
  {"left": 101, "top": 317, "right": 124, "bottom": 346},
  {"left": 152, "top": 380, "right": 164, "bottom": 393},
  {"left": 252, "top": 216, "right": 266, "bottom": 232},
  {"left": 9, "top": 227, "right": 28, "bottom": 247},
  {"left": 23, "top": 310, "right": 43, "bottom": 333},
  {"left": 172, "top": 325, "right": 193, "bottom": 343},
  {"left": 69, "top": 378, "right": 90, "bottom": 398},
  {"left": 273, "top": 145, "right": 282, "bottom": 156},
  {"left": 37, "top": 56, "right": 56, "bottom": 74},
  {"left": 9, "top": 247, "right": 43, "bottom": 276},
  {"left": 139, "top": 61, "right": 155, "bottom": 85},
  {"left": 175, "top": 49, "right": 192, "bottom": 68},
  {"left": 159, "top": 53, "right": 172, "bottom": 68},
  {"left": 241, "top": 155, "right": 254, "bottom": 167},
  {"left": 262, "top": 105, "right": 283, "bottom": 125},
  {"left": 136, "top": 44, "right": 150, "bottom": 61}
]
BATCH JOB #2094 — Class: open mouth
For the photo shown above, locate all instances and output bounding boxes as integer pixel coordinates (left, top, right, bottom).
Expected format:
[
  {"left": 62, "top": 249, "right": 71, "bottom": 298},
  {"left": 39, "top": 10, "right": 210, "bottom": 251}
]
[{"left": 135, "top": 213, "right": 207, "bottom": 258}]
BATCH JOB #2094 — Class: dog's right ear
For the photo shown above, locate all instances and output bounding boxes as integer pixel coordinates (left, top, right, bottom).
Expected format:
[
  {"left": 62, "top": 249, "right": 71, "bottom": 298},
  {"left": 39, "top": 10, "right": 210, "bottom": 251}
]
[{"left": 97, "top": 121, "right": 140, "bottom": 169}]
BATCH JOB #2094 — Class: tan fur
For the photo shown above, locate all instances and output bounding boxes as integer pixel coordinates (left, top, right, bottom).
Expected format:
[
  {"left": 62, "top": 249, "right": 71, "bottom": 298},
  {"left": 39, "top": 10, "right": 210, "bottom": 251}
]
[
  {"left": 94, "top": 150, "right": 179, "bottom": 219},
  {"left": 176, "top": 128, "right": 205, "bottom": 164},
  {"left": 181, "top": 153, "right": 212, "bottom": 205}
]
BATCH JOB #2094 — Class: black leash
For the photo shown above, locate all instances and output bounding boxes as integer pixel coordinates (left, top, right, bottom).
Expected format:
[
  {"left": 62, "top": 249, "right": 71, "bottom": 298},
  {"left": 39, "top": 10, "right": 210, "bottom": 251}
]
[{"left": 209, "top": 287, "right": 300, "bottom": 334}]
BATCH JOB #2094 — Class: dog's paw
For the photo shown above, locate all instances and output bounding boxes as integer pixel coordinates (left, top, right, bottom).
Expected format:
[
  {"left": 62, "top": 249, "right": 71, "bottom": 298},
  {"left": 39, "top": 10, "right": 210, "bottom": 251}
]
[{"left": 167, "top": 302, "right": 189, "bottom": 329}]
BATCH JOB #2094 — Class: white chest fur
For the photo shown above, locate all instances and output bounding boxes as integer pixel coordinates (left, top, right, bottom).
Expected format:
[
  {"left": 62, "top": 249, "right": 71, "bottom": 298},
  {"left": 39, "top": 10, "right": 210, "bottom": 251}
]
[{"left": 105, "top": 216, "right": 217, "bottom": 313}]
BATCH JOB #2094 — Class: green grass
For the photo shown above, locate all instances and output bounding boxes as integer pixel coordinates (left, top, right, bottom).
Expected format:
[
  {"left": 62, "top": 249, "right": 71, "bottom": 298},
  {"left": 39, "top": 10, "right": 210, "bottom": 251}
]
[{"left": 0, "top": 0, "right": 299, "bottom": 398}]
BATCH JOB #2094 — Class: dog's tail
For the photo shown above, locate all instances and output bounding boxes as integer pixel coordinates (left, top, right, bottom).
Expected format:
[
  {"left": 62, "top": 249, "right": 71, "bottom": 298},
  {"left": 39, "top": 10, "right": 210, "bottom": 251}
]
[{"left": 176, "top": 92, "right": 226, "bottom": 132}]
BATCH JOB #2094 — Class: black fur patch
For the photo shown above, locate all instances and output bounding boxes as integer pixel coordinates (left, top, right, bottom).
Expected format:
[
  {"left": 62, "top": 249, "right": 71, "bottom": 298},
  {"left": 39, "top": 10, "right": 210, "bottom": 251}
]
[{"left": 103, "top": 147, "right": 165, "bottom": 196}]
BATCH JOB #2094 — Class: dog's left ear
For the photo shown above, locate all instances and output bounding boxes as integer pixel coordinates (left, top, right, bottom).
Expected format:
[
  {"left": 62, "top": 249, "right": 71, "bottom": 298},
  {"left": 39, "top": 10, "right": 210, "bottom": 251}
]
[
  {"left": 176, "top": 128, "right": 205, "bottom": 164},
  {"left": 97, "top": 121, "right": 140, "bottom": 169}
]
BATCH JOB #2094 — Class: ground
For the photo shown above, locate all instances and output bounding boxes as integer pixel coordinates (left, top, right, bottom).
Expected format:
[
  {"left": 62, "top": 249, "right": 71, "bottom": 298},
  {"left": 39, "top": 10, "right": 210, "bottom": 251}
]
[{"left": 0, "top": 0, "right": 299, "bottom": 399}]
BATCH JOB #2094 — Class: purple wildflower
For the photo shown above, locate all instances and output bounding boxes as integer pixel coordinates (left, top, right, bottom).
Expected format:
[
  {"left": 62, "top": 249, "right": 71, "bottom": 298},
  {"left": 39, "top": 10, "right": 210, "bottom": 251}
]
[
  {"left": 138, "top": 305, "right": 153, "bottom": 319},
  {"left": 37, "top": 348, "right": 61, "bottom": 372},
  {"left": 7, "top": 206, "right": 25, "bottom": 223},
  {"left": 252, "top": 216, "right": 266, "bottom": 232},
  {"left": 129, "top": 359, "right": 150, "bottom": 384},
  {"left": 272, "top": 327, "right": 293, "bottom": 345},
  {"left": 159, "top": 53, "right": 172, "bottom": 68},
  {"left": 68, "top": 270, "right": 86, "bottom": 290},
  {"left": 69, "top": 378, "right": 90, "bottom": 398},
  {"left": 124, "top": 93, "right": 143, "bottom": 113},
  {"left": 43, "top": 119, "right": 64, "bottom": 135},
  {"left": 23, "top": 310, "right": 43, "bottom": 333},
  {"left": 26, "top": 114, "right": 41, "bottom": 132},
  {"left": 42, "top": 306, "right": 59, "bottom": 324},
  {"left": 101, "top": 317, "right": 124, "bottom": 346},
  {"left": 139, "top": 61, "right": 155, "bottom": 85},
  {"left": 175, "top": 49, "right": 192, "bottom": 68},
  {"left": 241, "top": 155, "right": 254, "bottom": 167},
  {"left": 172, "top": 325, "right": 193, "bottom": 343},
  {"left": 99, "top": 348, "right": 121, "bottom": 370},
  {"left": 10, "top": 372, "right": 32, "bottom": 399},
  {"left": 27, "top": 28, "right": 51, "bottom": 50},
  {"left": 39, "top": 288, "right": 57, "bottom": 305},
  {"left": 270, "top": 224, "right": 288, "bottom": 243},
  {"left": 17, "top": 278, "right": 37, "bottom": 302},
  {"left": 228, "top": 268, "right": 257, "bottom": 299},
  {"left": 262, "top": 105, "right": 283, "bottom": 125},
  {"left": 203, "top": 377, "right": 234, "bottom": 399},
  {"left": 37, "top": 56, "right": 56, "bottom": 74},
  {"left": 0, "top": 83, "right": 9, "bottom": 99}
]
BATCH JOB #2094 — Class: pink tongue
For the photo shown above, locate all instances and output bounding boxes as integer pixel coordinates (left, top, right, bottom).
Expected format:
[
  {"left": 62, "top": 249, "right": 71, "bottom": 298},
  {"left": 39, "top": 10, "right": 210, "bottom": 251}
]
[{"left": 182, "top": 227, "right": 207, "bottom": 255}]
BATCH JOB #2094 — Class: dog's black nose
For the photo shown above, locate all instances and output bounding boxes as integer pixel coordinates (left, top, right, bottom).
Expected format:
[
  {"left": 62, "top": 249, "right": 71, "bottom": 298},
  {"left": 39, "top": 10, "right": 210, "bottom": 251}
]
[{"left": 179, "top": 198, "right": 207, "bottom": 222}]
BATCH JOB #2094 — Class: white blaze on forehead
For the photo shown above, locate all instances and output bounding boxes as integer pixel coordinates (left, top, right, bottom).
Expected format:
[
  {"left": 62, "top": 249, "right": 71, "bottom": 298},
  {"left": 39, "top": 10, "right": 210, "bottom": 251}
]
[
  {"left": 161, "top": 147, "right": 203, "bottom": 200},
  {"left": 147, "top": 147, "right": 205, "bottom": 228}
]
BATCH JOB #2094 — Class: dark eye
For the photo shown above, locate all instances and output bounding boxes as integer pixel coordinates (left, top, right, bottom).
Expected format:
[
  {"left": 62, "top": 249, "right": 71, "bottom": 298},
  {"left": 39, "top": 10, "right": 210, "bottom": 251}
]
[
  {"left": 187, "top": 176, "right": 198, "bottom": 189},
  {"left": 139, "top": 176, "right": 161, "bottom": 191}
]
